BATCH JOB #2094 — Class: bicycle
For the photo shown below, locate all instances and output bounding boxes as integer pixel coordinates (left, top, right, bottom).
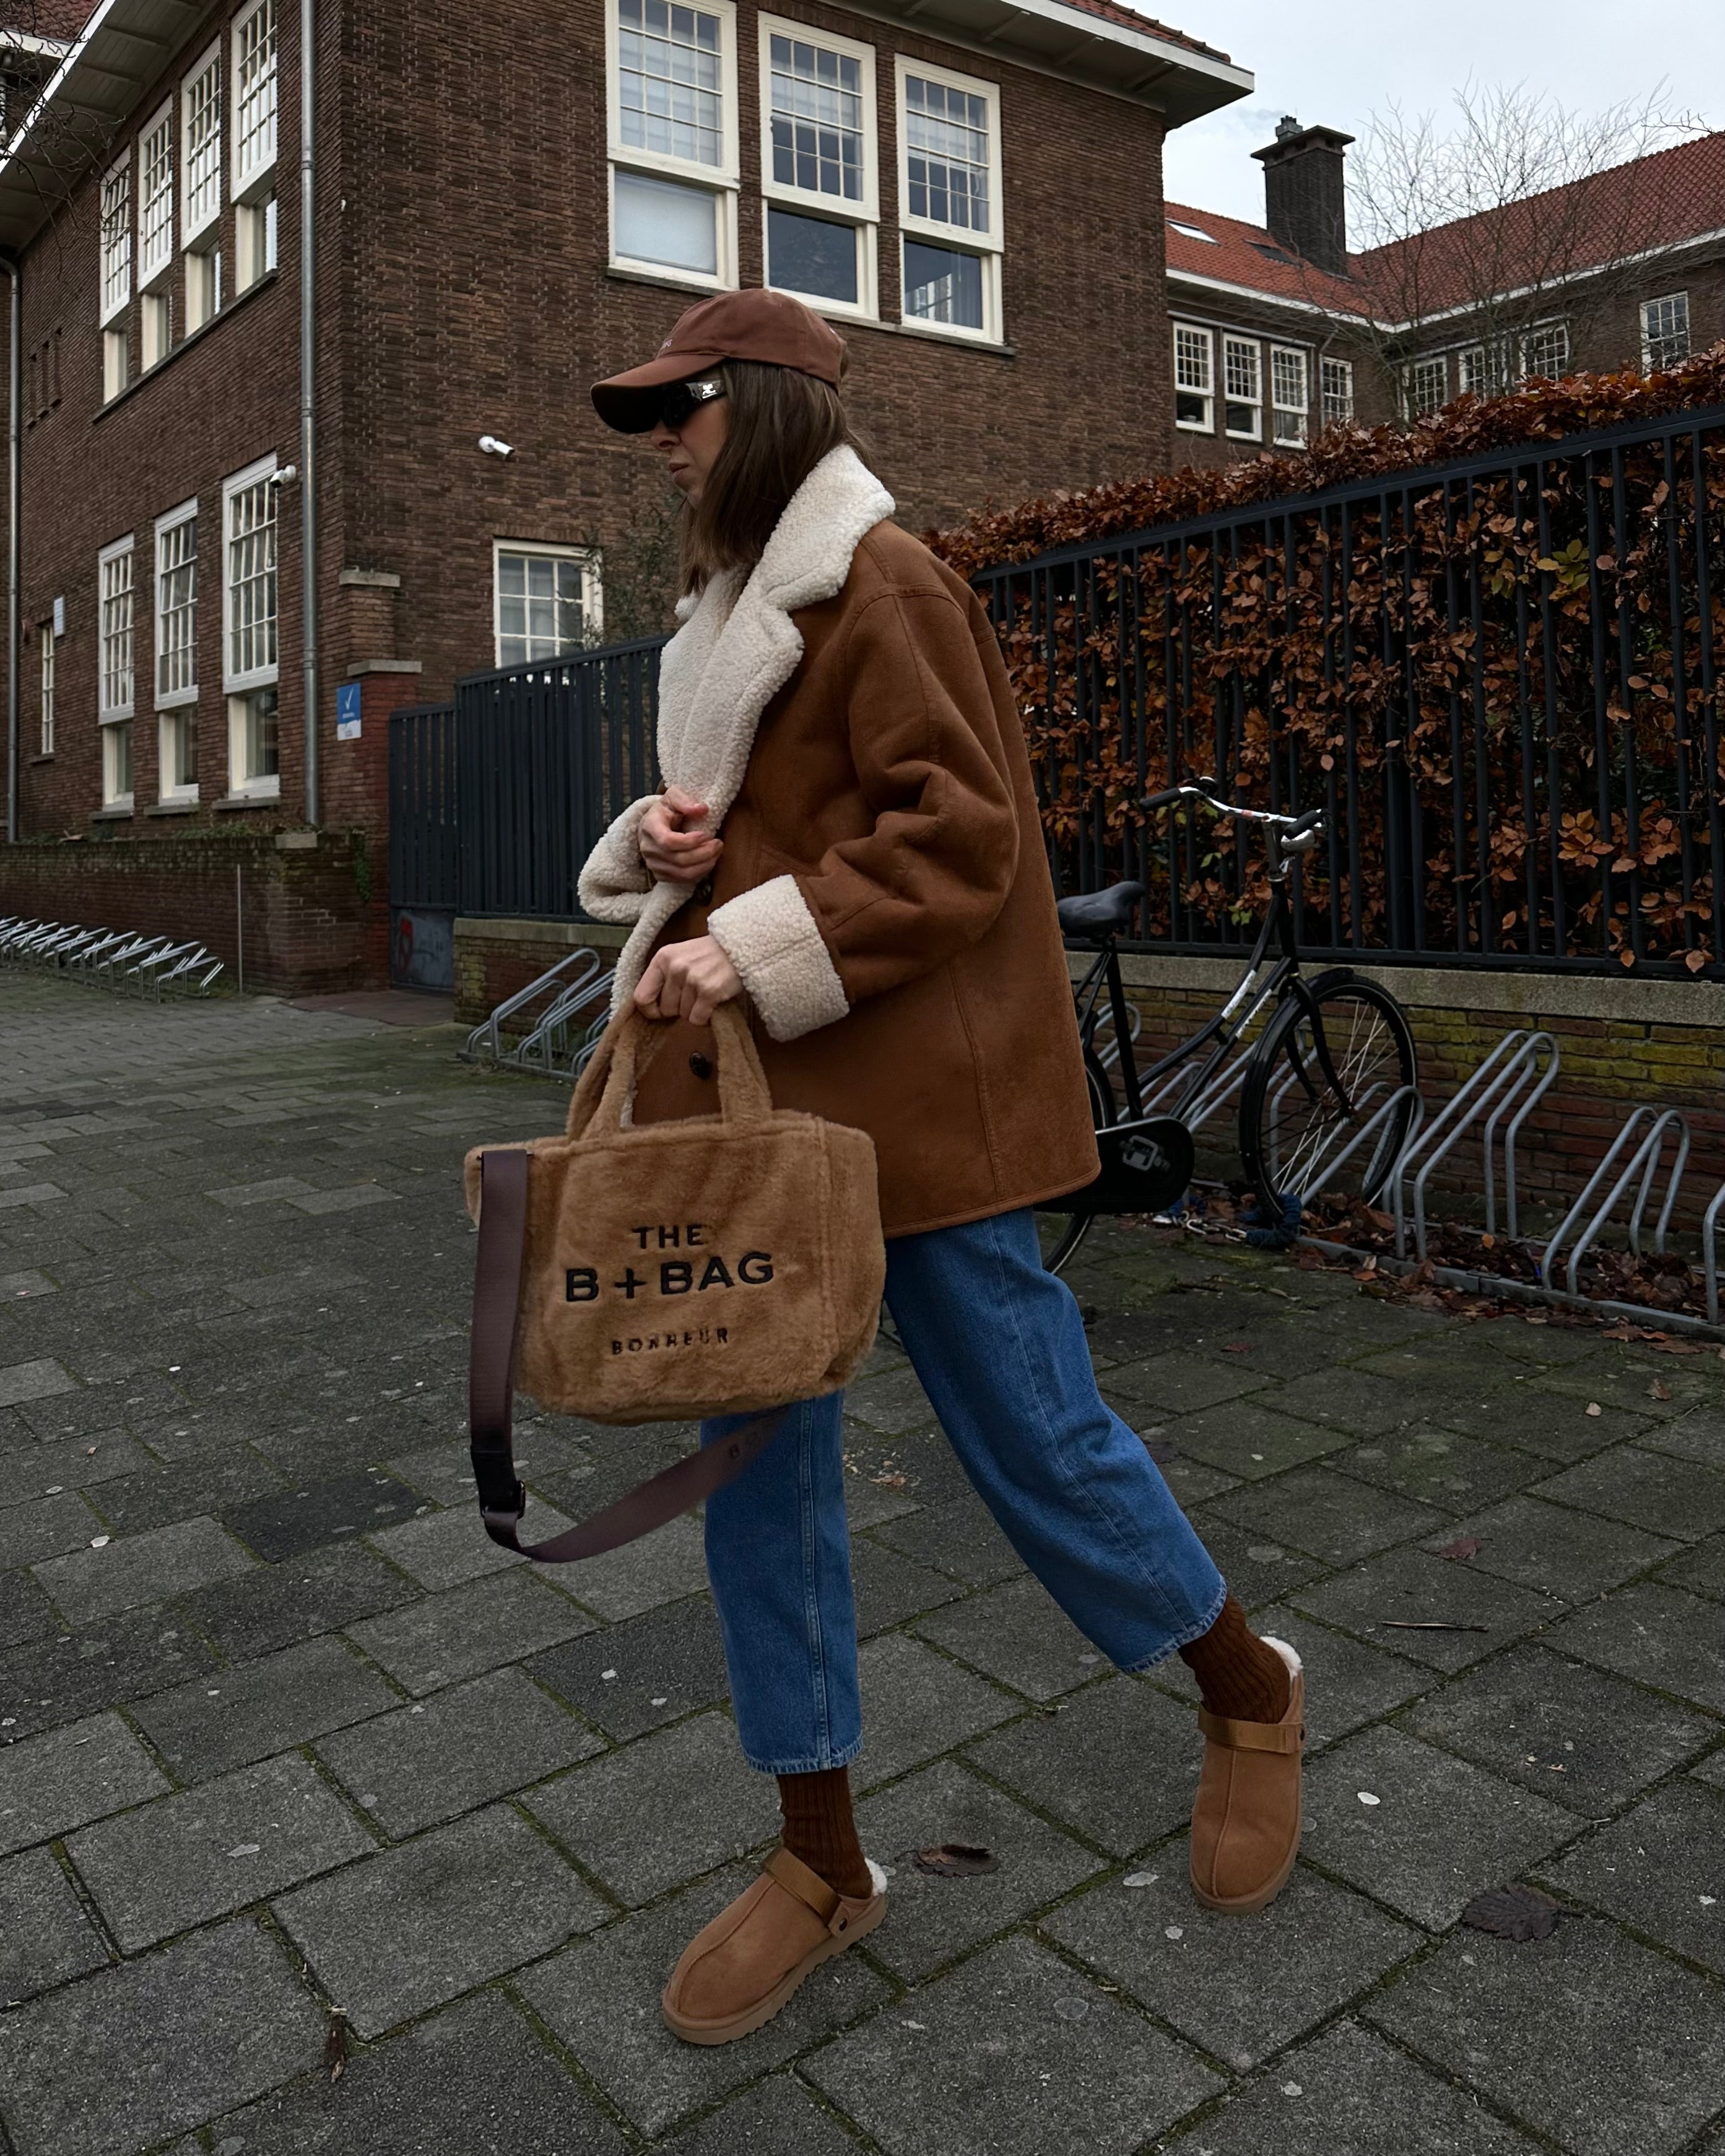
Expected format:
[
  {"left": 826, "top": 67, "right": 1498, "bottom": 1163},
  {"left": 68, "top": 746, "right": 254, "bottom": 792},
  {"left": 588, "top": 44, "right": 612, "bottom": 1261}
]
[{"left": 1036, "top": 781, "right": 1419, "bottom": 1274}]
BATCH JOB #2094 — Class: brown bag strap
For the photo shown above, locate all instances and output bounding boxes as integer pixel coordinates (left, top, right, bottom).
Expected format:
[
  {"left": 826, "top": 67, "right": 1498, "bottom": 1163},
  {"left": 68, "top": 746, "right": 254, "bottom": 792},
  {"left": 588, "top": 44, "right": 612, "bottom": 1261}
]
[{"left": 466, "top": 1147, "right": 791, "bottom": 1563}]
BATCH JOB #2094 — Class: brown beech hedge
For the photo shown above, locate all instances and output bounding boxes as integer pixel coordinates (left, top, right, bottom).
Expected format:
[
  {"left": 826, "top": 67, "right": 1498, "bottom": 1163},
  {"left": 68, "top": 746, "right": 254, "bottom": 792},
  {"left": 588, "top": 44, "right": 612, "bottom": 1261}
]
[{"left": 928, "top": 347, "right": 1725, "bottom": 973}]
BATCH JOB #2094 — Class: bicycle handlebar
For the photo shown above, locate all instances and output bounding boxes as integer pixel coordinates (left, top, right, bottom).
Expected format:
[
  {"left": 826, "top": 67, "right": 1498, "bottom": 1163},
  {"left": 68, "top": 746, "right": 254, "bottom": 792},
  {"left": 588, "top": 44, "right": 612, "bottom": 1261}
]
[{"left": 1139, "top": 785, "right": 1326, "bottom": 839}]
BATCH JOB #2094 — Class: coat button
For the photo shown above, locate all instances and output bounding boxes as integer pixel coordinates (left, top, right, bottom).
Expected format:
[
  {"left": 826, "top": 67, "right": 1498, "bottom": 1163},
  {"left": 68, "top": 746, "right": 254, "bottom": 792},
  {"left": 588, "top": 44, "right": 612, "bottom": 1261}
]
[
  {"left": 689, "top": 1052, "right": 714, "bottom": 1080},
  {"left": 695, "top": 877, "right": 715, "bottom": 904}
]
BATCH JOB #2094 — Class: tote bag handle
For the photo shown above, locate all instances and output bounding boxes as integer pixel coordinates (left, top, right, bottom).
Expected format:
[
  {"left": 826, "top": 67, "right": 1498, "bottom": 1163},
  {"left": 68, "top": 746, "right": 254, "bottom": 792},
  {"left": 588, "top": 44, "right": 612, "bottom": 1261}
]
[
  {"left": 466, "top": 1141, "right": 789, "bottom": 1565},
  {"left": 570, "top": 1000, "right": 773, "bottom": 1142}
]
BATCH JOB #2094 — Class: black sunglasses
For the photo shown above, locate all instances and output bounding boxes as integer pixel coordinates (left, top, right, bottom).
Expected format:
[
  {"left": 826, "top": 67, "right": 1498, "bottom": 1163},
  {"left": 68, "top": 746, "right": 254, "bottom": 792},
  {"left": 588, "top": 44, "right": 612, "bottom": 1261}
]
[{"left": 658, "top": 376, "right": 728, "bottom": 429}]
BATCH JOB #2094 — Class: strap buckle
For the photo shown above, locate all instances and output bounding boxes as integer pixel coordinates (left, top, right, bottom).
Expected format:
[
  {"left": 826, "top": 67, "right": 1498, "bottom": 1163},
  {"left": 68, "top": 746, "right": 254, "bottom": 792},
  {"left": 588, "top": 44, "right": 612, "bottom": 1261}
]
[{"left": 469, "top": 1443, "right": 524, "bottom": 1524}]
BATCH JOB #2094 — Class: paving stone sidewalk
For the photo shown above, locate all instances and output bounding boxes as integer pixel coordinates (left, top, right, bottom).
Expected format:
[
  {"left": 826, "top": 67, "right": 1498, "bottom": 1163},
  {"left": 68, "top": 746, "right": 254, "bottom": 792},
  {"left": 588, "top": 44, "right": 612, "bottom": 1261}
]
[{"left": 1, "top": 972, "right": 1723, "bottom": 2156}]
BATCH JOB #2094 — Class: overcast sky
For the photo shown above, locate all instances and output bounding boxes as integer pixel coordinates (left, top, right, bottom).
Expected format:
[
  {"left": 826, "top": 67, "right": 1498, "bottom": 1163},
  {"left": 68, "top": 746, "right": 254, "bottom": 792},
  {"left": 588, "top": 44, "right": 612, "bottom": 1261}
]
[{"left": 1155, "top": 0, "right": 1725, "bottom": 230}]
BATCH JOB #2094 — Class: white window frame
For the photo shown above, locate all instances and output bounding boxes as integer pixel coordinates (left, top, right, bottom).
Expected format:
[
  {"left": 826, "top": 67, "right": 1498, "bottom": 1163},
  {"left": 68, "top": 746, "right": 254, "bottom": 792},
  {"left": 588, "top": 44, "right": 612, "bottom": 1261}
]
[
  {"left": 98, "top": 536, "right": 135, "bottom": 723},
  {"left": 1173, "top": 322, "right": 1214, "bottom": 432},
  {"left": 1518, "top": 319, "right": 1570, "bottom": 384},
  {"left": 1459, "top": 339, "right": 1513, "bottom": 398},
  {"left": 222, "top": 454, "right": 279, "bottom": 697},
  {"left": 1222, "top": 334, "right": 1261, "bottom": 441},
  {"left": 492, "top": 541, "right": 604, "bottom": 667},
  {"left": 231, "top": 0, "right": 277, "bottom": 204},
  {"left": 99, "top": 154, "right": 132, "bottom": 326},
  {"left": 1271, "top": 344, "right": 1309, "bottom": 447},
  {"left": 893, "top": 54, "right": 1003, "bottom": 346},
  {"left": 155, "top": 498, "right": 199, "bottom": 715},
  {"left": 758, "top": 15, "right": 877, "bottom": 323},
  {"left": 181, "top": 40, "right": 222, "bottom": 247},
  {"left": 39, "top": 623, "right": 54, "bottom": 757},
  {"left": 1404, "top": 354, "right": 1447, "bottom": 419},
  {"left": 606, "top": 0, "right": 740, "bottom": 292},
  {"left": 137, "top": 100, "right": 175, "bottom": 290},
  {"left": 222, "top": 454, "right": 282, "bottom": 798},
  {"left": 1321, "top": 354, "right": 1353, "bottom": 426},
  {"left": 98, "top": 536, "right": 136, "bottom": 809},
  {"left": 1640, "top": 291, "right": 1690, "bottom": 372}
]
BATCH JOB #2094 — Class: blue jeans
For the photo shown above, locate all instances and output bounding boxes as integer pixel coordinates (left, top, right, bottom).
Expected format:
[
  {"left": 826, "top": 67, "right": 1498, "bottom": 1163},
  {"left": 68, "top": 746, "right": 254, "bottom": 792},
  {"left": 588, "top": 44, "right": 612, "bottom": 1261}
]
[{"left": 701, "top": 1207, "right": 1227, "bottom": 1773}]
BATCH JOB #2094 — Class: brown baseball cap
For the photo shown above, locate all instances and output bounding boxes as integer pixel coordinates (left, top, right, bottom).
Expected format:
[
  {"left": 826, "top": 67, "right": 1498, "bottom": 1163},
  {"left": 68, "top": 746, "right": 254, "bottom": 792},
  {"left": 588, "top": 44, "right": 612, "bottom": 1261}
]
[{"left": 592, "top": 289, "right": 847, "bottom": 433}]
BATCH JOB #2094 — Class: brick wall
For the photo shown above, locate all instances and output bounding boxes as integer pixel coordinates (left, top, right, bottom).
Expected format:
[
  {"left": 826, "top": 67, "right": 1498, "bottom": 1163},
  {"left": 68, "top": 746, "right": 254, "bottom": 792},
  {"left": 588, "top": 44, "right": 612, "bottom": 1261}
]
[
  {"left": 343, "top": 0, "right": 1175, "bottom": 703},
  {"left": 0, "top": 827, "right": 380, "bottom": 994},
  {"left": 452, "top": 915, "right": 1725, "bottom": 1230}
]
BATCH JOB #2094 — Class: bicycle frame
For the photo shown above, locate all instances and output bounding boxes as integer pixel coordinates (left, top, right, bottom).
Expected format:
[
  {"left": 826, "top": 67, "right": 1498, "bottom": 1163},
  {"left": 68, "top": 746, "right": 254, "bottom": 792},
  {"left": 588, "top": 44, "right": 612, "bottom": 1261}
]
[{"left": 1069, "top": 845, "right": 1355, "bottom": 1146}]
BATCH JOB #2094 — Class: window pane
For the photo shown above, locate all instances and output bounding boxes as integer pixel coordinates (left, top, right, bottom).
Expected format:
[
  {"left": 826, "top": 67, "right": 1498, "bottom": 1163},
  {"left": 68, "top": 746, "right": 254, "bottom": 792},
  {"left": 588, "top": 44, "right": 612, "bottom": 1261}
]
[
  {"left": 226, "top": 477, "right": 277, "bottom": 680},
  {"left": 768, "top": 206, "right": 857, "bottom": 305},
  {"left": 902, "top": 239, "right": 982, "bottom": 328},
  {"left": 614, "top": 168, "right": 718, "bottom": 274},
  {"left": 903, "top": 74, "right": 989, "bottom": 233},
  {"left": 617, "top": 0, "right": 724, "bottom": 166},
  {"left": 498, "top": 555, "right": 526, "bottom": 596},
  {"left": 769, "top": 34, "right": 864, "bottom": 202},
  {"left": 184, "top": 54, "right": 222, "bottom": 230},
  {"left": 234, "top": 0, "right": 277, "bottom": 182}
]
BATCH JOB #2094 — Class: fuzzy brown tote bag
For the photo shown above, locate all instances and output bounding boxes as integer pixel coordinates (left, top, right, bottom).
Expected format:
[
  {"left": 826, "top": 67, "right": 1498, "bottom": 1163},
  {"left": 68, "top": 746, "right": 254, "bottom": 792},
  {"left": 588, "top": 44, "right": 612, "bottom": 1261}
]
[{"left": 464, "top": 1002, "right": 884, "bottom": 1563}]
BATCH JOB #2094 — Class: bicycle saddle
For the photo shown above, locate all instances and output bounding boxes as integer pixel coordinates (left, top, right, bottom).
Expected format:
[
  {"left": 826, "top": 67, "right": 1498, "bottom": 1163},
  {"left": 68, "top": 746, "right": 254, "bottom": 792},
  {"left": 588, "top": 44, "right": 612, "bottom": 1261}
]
[{"left": 1056, "top": 882, "right": 1145, "bottom": 941}]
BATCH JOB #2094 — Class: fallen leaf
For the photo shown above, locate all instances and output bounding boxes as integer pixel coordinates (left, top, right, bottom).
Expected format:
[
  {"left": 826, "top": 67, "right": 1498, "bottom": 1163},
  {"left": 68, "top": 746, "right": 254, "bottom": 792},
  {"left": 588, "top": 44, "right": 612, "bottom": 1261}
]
[
  {"left": 1380, "top": 1620, "right": 1490, "bottom": 1633},
  {"left": 1649, "top": 1379, "right": 1672, "bottom": 1400},
  {"left": 323, "top": 2007, "right": 349, "bottom": 2082},
  {"left": 1436, "top": 1536, "right": 1482, "bottom": 1562},
  {"left": 1462, "top": 1884, "right": 1559, "bottom": 1942},
  {"left": 1222, "top": 1342, "right": 1251, "bottom": 1353},
  {"left": 912, "top": 1843, "right": 999, "bottom": 1878}
]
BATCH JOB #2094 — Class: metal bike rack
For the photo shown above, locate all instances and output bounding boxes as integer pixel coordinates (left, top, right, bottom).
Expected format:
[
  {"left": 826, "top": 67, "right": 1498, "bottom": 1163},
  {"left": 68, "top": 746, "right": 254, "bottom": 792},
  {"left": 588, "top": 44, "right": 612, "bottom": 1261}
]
[
  {"left": 0, "top": 917, "right": 225, "bottom": 999},
  {"left": 510, "top": 965, "right": 617, "bottom": 1080},
  {"left": 463, "top": 947, "right": 602, "bottom": 1067},
  {"left": 1540, "top": 1106, "right": 1692, "bottom": 1296},
  {"left": 1271, "top": 1076, "right": 1427, "bottom": 1202},
  {"left": 1389, "top": 1030, "right": 1561, "bottom": 1260}
]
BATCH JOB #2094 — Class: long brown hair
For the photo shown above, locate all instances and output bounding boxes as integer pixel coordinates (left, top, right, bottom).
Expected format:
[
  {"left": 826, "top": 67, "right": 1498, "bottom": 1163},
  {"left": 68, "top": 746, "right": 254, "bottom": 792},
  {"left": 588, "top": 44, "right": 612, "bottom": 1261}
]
[{"left": 680, "top": 358, "right": 870, "bottom": 592}]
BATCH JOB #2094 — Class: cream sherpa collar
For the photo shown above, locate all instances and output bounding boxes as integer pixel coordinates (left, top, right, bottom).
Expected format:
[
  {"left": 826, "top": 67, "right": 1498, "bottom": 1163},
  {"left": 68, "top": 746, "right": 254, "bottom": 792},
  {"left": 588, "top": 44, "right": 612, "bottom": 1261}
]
[{"left": 578, "top": 445, "right": 895, "bottom": 1005}]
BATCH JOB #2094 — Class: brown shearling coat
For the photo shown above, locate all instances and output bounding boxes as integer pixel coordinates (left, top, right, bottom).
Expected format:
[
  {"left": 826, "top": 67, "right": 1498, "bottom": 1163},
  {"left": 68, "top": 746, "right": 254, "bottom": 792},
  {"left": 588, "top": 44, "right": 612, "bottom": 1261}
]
[{"left": 576, "top": 447, "right": 1097, "bottom": 1239}]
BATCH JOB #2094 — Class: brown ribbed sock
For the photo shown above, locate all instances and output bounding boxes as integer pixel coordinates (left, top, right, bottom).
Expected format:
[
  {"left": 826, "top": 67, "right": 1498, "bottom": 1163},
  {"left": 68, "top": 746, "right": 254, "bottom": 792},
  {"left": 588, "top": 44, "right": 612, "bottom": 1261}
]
[
  {"left": 1179, "top": 1593, "right": 1292, "bottom": 1724},
  {"left": 777, "top": 1767, "right": 873, "bottom": 1899}
]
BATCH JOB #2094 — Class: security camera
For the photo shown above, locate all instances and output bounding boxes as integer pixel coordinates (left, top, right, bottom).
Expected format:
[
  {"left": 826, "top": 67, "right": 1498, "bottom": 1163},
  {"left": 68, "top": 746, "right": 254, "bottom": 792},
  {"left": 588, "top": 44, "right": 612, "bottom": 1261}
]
[
  {"left": 478, "top": 435, "right": 515, "bottom": 458},
  {"left": 269, "top": 465, "right": 298, "bottom": 486}
]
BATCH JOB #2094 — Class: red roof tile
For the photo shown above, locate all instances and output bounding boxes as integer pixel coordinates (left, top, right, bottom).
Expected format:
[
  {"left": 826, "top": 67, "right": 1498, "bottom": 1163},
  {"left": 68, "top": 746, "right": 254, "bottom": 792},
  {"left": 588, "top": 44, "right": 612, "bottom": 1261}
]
[
  {"left": 1163, "top": 198, "right": 1362, "bottom": 315},
  {"left": 1043, "top": 0, "right": 1231, "bottom": 61},
  {"left": 19, "top": 1, "right": 93, "bottom": 37},
  {"left": 1353, "top": 133, "right": 1725, "bottom": 319},
  {"left": 1168, "top": 134, "right": 1724, "bottom": 326}
]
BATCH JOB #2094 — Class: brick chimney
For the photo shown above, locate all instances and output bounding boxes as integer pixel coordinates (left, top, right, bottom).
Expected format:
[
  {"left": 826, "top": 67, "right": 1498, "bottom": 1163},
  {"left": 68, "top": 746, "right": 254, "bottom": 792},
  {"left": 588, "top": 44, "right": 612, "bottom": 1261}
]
[{"left": 1253, "top": 116, "right": 1354, "bottom": 277}]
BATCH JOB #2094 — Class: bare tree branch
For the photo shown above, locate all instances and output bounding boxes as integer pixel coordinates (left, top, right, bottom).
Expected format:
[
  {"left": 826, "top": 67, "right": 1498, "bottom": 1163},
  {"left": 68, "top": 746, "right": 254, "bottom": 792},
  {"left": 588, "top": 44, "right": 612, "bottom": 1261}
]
[{"left": 1329, "top": 79, "right": 1710, "bottom": 403}]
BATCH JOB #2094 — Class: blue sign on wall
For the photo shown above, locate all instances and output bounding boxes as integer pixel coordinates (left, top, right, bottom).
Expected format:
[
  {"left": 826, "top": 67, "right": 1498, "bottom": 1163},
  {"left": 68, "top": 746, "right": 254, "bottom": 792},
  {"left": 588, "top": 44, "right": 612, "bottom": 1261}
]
[{"left": 336, "top": 682, "right": 362, "bottom": 741}]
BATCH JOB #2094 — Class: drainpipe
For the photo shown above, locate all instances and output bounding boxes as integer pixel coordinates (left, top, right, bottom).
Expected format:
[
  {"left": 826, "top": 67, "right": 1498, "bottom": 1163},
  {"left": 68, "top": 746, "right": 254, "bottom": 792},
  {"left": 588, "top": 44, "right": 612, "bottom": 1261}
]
[
  {"left": 298, "top": 0, "right": 319, "bottom": 827},
  {"left": 2, "top": 250, "right": 18, "bottom": 846}
]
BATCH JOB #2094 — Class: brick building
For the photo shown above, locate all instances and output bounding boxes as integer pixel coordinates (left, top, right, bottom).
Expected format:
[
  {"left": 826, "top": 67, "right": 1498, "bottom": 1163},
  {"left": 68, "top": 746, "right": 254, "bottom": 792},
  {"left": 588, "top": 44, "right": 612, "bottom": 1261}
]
[
  {"left": 0, "top": 0, "right": 1251, "bottom": 985},
  {"left": 1163, "top": 118, "right": 1725, "bottom": 467}
]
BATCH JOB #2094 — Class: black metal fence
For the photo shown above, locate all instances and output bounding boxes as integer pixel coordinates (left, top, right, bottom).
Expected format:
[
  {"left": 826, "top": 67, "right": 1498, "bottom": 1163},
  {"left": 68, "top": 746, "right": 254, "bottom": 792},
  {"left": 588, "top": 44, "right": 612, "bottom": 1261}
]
[
  {"left": 387, "top": 703, "right": 459, "bottom": 911},
  {"left": 388, "top": 642, "right": 665, "bottom": 924},
  {"left": 975, "top": 402, "right": 1725, "bottom": 976},
  {"left": 391, "top": 401, "right": 1725, "bottom": 978}
]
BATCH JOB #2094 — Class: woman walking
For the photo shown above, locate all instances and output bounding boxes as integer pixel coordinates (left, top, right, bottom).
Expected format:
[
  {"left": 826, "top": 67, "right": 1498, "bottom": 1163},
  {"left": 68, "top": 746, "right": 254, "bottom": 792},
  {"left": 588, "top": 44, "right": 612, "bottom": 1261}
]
[{"left": 582, "top": 289, "right": 1305, "bottom": 2046}]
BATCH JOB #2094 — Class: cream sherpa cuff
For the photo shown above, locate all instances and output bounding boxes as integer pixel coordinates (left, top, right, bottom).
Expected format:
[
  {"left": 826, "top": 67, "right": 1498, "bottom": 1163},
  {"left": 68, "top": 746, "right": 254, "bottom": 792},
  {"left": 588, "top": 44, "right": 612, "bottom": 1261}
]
[
  {"left": 576, "top": 794, "right": 658, "bottom": 921},
  {"left": 708, "top": 875, "right": 849, "bottom": 1043}
]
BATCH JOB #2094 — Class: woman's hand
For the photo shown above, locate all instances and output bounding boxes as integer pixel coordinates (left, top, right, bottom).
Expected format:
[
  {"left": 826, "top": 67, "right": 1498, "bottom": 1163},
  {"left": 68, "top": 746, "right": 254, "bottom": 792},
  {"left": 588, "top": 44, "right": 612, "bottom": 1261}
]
[
  {"left": 640, "top": 785, "right": 723, "bottom": 885},
  {"left": 633, "top": 936, "right": 744, "bottom": 1025}
]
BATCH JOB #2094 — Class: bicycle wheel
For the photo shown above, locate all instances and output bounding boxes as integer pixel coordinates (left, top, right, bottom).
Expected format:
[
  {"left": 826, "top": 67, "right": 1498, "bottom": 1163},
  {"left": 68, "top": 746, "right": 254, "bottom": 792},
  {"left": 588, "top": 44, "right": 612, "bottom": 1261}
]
[
  {"left": 1238, "top": 973, "right": 1417, "bottom": 1221},
  {"left": 1037, "top": 1048, "right": 1116, "bottom": 1274}
]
